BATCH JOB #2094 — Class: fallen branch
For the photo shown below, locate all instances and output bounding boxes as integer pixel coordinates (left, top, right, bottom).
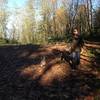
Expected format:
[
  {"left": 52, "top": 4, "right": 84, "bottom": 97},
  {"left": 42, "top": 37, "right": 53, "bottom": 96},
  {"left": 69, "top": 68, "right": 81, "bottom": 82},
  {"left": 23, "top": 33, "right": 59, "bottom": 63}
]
[{"left": 84, "top": 43, "right": 100, "bottom": 49}]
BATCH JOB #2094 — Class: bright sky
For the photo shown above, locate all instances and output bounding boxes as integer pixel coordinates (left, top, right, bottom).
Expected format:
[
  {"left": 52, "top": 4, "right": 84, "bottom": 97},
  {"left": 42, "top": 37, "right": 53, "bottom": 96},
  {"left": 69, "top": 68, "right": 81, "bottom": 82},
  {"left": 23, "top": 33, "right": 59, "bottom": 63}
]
[
  {"left": 7, "top": 0, "right": 41, "bottom": 20},
  {"left": 7, "top": 0, "right": 99, "bottom": 11},
  {"left": 7, "top": 0, "right": 27, "bottom": 8},
  {"left": 6, "top": 0, "right": 41, "bottom": 38}
]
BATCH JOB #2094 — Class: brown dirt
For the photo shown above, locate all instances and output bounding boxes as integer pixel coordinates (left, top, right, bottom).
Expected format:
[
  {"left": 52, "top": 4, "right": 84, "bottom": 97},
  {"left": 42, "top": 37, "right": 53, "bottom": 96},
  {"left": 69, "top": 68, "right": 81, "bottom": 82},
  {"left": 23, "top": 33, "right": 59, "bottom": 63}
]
[{"left": 0, "top": 43, "right": 100, "bottom": 100}]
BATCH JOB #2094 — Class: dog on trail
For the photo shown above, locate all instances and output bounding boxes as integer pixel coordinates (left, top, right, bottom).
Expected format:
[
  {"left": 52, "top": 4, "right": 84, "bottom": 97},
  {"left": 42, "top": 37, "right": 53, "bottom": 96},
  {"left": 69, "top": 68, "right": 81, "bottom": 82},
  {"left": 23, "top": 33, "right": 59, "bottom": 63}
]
[
  {"left": 61, "top": 50, "right": 71, "bottom": 62},
  {"left": 60, "top": 50, "right": 78, "bottom": 69}
]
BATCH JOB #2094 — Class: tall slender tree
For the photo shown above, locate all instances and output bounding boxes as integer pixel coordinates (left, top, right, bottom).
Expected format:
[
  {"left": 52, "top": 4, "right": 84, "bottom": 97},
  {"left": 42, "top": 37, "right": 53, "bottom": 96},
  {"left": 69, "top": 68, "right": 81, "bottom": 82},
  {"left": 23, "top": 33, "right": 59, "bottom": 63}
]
[
  {"left": 21, "top": 0, "right": 35, "bottom": 43},
  {"left": 0, "top": 0, "right": 8, "bottom": 39}
]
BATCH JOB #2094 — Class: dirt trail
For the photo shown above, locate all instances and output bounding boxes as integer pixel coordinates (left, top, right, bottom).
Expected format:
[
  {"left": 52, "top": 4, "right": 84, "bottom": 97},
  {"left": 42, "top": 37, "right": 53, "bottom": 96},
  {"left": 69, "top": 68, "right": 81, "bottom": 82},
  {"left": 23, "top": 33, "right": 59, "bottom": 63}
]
[{"left": 0, "top": 44, "right": 100, "bottom": 100}]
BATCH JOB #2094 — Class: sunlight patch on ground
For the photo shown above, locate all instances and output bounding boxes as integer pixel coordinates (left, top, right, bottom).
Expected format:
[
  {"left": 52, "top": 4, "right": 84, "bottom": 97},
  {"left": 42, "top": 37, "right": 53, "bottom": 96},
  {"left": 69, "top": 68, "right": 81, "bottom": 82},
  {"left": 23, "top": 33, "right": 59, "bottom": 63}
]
[
  {"left": 39, "top": 63, "right": 70, "bottom": 86},
  {"left": 19, "top": 43, "right": 100, "bottom": 86},
  {"left": 20, "top": 60, "right": 70, "bottom": 86},
  {"left": 20, "top": 65, "right": 45, "bottom": 79}
]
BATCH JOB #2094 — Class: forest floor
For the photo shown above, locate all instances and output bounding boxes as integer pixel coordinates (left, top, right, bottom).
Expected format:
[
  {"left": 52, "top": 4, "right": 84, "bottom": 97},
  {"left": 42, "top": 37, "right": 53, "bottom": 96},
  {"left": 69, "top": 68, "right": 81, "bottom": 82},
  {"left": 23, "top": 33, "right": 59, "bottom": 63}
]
[{"left": 0, "top": 43, "right": 100, "bottom": 100}]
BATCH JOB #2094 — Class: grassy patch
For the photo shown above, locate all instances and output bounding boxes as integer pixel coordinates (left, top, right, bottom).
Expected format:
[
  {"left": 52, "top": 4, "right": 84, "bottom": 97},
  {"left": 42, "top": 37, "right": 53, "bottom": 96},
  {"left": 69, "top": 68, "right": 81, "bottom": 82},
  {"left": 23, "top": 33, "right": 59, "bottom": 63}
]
[
  {"left": 0, "top": 38, "right": 19, "bottom": 46},
  {"left": 87, "top": 49, "right": 95, "bottom": 58}
]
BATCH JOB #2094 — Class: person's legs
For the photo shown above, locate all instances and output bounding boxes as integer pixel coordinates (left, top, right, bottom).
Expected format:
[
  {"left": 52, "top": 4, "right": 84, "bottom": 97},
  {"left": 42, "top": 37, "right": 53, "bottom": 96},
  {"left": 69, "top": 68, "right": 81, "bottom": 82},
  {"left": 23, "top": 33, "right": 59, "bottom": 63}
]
[
  {"left": 69, "top": 52, "right": 77, "bottom": 69},
  {"left": 76, "top": 51, "right": 80, "bottom": 65},
  {"left": 72, "top": 52, "right": 78, "bottom": 69},
  {"left": 69, "top": 51, "right": 80, "bottom": 70}
]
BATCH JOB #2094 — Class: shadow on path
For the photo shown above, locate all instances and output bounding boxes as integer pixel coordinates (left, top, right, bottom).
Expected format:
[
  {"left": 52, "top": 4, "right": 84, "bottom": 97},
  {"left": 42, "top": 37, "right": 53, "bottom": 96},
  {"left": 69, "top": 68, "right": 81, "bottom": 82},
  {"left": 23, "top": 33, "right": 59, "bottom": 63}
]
[{"left": 0, "top": 44, "right": 100, "bottom": 100}]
